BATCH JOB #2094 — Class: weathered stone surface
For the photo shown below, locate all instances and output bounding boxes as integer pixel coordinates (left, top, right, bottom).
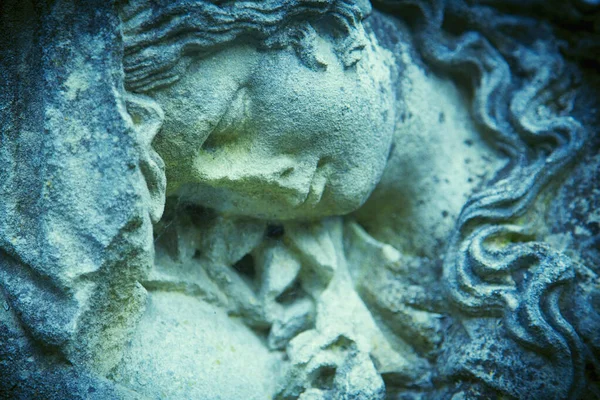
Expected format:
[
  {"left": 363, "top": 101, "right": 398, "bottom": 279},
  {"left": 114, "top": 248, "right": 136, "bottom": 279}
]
[
  {"left": 1, "top": 0, "right": 154, "bottom": 381},
  {"left": 1, "top": 0, "right": 598, "bottom": 399}
]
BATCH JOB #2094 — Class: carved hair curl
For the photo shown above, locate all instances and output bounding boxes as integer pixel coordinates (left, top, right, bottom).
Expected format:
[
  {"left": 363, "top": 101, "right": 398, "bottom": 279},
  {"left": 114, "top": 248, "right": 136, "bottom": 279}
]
[
  {"left": 375, "top": 0, "right": 593, "bottom": 396},
  {"left": 120, "top": 0, "right": 371, "bottom": 92}
]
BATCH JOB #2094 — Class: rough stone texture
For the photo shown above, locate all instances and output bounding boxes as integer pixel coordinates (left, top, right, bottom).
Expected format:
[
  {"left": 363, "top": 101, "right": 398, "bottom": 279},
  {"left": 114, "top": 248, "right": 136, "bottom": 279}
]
[
  {"left": 0, "top": 0, "right": 154, "bottom": 386},
  {"left": 1, "top": 0, "right": 599, "bottom": 399}
]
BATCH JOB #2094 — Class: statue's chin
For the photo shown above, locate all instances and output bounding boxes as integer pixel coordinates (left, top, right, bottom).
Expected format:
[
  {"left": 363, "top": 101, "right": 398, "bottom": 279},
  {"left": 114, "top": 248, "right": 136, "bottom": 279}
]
[
  {"left": 174, "top": 175, "right": 375, "bottom": 221},
  {"left": 170, "top": 150, "right": 385, "bottom": 220}
]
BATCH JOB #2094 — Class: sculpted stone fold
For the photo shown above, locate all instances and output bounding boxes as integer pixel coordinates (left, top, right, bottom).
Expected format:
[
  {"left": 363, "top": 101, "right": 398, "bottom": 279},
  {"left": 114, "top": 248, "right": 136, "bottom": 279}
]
[{"left": 0, "top": 0, "right": 598, "bottom": 398}]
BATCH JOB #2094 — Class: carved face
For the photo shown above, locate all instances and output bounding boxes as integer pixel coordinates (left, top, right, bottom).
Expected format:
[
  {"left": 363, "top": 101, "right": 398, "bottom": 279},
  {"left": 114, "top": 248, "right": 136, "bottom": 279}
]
[{"left": 151, "top": 30, "right": 396, "bottom": 220}]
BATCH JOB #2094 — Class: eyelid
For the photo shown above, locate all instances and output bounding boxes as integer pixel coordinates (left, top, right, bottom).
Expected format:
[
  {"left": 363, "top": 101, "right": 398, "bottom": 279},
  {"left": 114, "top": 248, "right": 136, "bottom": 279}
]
[{"left": 213, "top": 86, "right": 249, "bottom": 136}]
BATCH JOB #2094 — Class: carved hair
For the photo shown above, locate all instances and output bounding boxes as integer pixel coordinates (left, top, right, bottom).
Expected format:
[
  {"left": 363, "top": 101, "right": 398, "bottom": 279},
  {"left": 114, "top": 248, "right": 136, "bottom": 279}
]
[
  {"left": 374, "top": 0, "right": 591, "bottom": 396},
  {"left": 120, "top": 0, "right": 371, "bottom": 92}
]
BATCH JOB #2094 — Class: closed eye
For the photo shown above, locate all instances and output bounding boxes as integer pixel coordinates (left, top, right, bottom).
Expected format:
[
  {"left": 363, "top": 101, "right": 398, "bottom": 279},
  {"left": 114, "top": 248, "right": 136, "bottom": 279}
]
[
  {"left": 213, "top": 86, "right": 249, "bottom": 137},
  {"left": 202, "top": 86, "right": 249, "bottom": 152}
]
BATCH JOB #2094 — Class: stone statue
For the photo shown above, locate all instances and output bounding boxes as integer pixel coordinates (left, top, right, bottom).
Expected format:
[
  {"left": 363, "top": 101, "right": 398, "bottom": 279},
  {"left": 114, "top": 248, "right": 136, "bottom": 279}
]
[{"left": 1, "top": 0, "right": 599, "bottom": 399}]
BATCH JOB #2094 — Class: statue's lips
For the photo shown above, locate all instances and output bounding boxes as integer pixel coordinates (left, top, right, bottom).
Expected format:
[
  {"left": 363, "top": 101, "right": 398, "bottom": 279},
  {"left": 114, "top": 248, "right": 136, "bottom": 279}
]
[{"left": 300, "top": 159, "right": 329, "bottom": 208}]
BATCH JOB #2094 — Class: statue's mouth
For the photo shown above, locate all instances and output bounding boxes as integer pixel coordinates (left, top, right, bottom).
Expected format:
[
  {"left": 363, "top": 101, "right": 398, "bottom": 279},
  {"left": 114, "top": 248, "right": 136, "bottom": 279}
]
[{"left": 299, "top": 157, "right": 330, "bottom": 208}]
